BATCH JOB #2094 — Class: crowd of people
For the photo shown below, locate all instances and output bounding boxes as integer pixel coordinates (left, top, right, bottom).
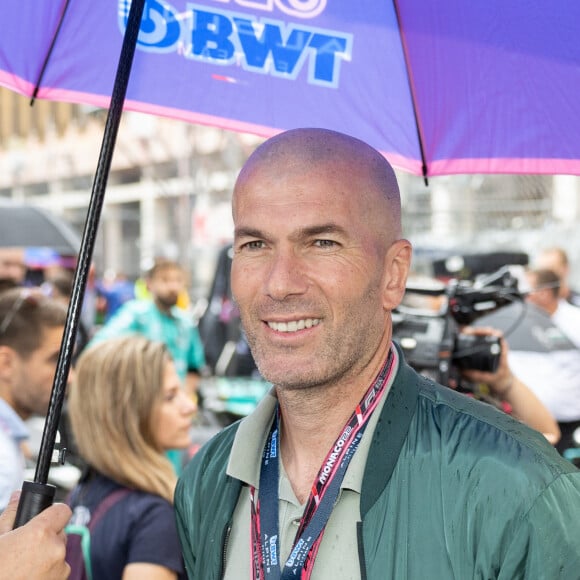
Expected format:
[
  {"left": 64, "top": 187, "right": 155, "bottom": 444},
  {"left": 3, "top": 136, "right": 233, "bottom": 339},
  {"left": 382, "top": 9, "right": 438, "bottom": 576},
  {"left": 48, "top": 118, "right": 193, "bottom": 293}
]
[
  {"left": 0, "top": 252, "right": 204, "bottom": 577},
  {"left": 1, "top": 128, "right": 580, "bottom": 578}
]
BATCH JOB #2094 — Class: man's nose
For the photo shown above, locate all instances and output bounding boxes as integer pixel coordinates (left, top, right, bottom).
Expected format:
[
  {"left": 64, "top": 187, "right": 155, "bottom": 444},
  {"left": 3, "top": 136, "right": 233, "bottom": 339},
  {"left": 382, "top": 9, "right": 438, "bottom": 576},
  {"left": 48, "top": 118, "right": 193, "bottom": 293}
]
[{"left": 264, "top": 250, "right": 308, "bottom": 301}]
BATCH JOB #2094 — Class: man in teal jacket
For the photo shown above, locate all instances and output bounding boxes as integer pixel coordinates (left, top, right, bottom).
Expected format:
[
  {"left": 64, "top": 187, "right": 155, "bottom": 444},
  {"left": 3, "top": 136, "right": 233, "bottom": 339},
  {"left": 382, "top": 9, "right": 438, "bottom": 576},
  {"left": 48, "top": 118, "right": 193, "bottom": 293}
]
[
  {"left": 175, "top": 128, "right": 580, "bottom": 579},
  {"left": 90, "top": 259, "right": 205, "bottom": 390}
]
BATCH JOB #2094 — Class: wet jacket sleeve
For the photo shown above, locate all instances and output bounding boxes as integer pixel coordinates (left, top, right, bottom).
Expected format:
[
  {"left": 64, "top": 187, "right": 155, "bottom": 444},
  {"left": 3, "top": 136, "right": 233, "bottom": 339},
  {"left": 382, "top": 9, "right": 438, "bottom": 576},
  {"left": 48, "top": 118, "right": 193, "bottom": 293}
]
[{"left": 496, "top": 473, "right": 580, "bottom": 579}]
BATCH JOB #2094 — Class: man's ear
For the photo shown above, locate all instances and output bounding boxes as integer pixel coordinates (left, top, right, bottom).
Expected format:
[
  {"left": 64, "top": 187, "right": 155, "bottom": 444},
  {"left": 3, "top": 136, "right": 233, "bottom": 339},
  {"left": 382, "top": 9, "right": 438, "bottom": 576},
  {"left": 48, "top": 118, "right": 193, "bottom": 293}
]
[
  {"left": 382, "top": 239, "right": 412, "bottom": 311},
  {"left": 0, "top": 345, "right": 17, "bottom": 381}
]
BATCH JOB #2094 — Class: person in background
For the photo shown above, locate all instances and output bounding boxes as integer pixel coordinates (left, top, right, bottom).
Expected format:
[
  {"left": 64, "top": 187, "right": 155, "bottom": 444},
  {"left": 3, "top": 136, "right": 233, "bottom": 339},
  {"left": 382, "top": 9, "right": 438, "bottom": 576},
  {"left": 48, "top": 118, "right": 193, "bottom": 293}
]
[
  {"left": 175, "top": 128, "right": 580, "bottom": 579},
  {"left": 95, "top": 270, "right": 136, "bottom": 323},
  {"left": 67, "top": 335, "right": 195, "bottom": 579},
  {"left": 514, "top": 267, "right": 580, "bottom": 453},
  {"left": 399, "top": 277, "right": 560, "bottom": 445},
  {"left": 460, "top": 326, "right": 560, "bottom": 445},
  {"left": 43, "top": 267, "right": 91, "bottom": 356},
  {"left": 90, "top": 259, "right": 205, "bottom": 399},
  {"left": 0, "top": 288, "right": 67, "bottom": 511},
  {"left": 41, "top": 267, "right": 92, "bottom": 471},
  {"left": 0, "top": 491, "right": 71, "bottom": 580},
  {"left": 135, "top": 265, "right": 191, "bottom": 311},
  {"left": 536, "top": 246, "right": 580, "bottom": 307},
  {"left": 525, "top": 267, "right": 580, "bottom": 348},
  {"left": 0, "top": 248, "right": 26, "bottom": 292}
]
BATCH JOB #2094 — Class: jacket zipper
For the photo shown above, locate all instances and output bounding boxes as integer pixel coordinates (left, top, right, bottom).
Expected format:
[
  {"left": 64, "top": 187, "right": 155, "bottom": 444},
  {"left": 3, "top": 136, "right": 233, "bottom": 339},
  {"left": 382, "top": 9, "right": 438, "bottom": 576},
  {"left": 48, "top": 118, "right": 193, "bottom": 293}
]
[
  {"left": 357, "top": 521, "right": 367, "bottom": 580},
  {"left": 219, "top": 522, "right": 233, "bottom": 579}
]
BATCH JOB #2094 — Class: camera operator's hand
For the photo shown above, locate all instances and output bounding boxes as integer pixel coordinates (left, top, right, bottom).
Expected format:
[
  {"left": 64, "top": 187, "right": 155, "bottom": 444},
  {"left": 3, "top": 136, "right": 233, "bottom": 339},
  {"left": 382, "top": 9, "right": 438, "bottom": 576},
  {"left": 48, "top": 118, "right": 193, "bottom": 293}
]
[
  {"left": 0, "top": 491, "right": 71, "bottom": 579},
  {"left": 459, "top": 326, "right": 513, "bottom": 397},
  {"left": 460, "top": 326, "right": 560, "bottom": 446}
]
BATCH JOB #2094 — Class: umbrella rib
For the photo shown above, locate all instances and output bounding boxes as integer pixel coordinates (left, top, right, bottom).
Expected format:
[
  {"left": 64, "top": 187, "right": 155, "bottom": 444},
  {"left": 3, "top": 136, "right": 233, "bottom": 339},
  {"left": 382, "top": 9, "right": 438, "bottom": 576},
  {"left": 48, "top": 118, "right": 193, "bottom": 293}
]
[
  {"left": 392, "top": 0, "right": 429, "bottom": 184},
  {"left": 30, "top": 0, "right": 72, "bottom": 106}
]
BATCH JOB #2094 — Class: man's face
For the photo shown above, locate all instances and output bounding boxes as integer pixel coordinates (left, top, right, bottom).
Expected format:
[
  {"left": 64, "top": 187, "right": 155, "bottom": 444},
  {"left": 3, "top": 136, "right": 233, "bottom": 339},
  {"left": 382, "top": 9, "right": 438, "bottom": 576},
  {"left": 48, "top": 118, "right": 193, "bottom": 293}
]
[
  {"left": 0, "top": 249, "right": 26, "bottom": 285},
  {"left": 148, "top": 268, "right": 185, "bottom": 310},
  {"left": 525, "top": 273, "right": 556, "bottom": 313},
  {"left": 536, "top": 251, "right": 569, "bottom": 299},
  {"left": 11, "top": 326, "right": 64, "bottom": 418},
  {"left": 231, "top": 159, "right": 404, "bottom": 391},
  {"left": 536, "top": 251, "right": 566, "bottom": 281}
]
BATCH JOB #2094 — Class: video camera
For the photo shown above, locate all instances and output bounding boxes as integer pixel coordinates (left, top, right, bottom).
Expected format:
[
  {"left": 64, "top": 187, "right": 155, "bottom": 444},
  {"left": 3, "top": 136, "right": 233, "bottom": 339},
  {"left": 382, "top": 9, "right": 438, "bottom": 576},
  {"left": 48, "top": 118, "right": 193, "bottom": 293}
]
[{"left": 392, "top": 266, "right": 523, "bottom": 392}]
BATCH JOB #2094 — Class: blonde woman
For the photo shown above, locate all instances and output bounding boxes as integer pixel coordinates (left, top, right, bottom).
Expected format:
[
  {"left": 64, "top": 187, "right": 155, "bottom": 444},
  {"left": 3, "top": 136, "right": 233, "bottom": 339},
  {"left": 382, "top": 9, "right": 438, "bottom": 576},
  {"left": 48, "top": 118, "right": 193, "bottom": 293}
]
[{"left": 66, "top": 336, "right": 196, "bottom": 579}]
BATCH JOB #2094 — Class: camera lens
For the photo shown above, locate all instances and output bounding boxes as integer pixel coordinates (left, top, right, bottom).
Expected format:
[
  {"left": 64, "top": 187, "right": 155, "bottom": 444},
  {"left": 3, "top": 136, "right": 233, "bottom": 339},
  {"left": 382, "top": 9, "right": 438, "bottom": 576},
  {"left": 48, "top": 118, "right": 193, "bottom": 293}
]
[{"left": 453, "top": 334, "right": 501, "bottom": 373}]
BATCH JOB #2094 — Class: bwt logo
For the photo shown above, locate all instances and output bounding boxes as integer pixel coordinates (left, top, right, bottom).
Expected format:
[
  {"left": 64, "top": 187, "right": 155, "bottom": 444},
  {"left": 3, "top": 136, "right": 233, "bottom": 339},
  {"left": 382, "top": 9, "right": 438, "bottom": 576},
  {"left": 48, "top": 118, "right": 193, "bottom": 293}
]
[
  {"left": 119, "top": 0, "right": 328, "bottom": 22},
  {"left": 210, "top": 0, "right": 328, "bottom": 19},
  {"left": 118, "top": 0, "right": 351, "bottom": 87}
]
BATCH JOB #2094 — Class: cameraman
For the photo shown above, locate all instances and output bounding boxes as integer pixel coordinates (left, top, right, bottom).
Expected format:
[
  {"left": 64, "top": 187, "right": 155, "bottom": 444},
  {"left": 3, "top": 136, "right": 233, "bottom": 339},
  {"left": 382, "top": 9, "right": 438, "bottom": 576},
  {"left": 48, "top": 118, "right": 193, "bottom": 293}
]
[{"left": 460, "top": 326, "right": 561, "bottom": 446}]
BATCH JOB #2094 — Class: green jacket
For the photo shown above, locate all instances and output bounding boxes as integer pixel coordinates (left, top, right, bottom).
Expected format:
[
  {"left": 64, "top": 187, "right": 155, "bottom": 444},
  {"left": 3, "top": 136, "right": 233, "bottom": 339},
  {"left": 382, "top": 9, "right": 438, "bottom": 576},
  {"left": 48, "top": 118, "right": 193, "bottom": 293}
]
[{"left": 175, "top": 359, "right": 580, "bottom": 579}]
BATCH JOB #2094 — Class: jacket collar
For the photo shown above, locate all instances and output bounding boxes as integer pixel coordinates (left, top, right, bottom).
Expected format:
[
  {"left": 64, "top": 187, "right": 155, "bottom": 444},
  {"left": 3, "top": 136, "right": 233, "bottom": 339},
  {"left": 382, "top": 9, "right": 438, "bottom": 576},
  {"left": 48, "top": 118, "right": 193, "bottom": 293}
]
[{"left": 360, "top": 344, "right": 419, "bottom": 517}]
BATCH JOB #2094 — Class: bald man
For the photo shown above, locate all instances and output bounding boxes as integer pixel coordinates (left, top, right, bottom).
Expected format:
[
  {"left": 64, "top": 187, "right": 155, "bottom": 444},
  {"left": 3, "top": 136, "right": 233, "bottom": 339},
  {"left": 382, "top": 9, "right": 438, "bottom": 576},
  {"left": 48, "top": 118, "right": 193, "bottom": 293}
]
[{"left": 175, "top": 129, "right": 580, "bottom": 579}]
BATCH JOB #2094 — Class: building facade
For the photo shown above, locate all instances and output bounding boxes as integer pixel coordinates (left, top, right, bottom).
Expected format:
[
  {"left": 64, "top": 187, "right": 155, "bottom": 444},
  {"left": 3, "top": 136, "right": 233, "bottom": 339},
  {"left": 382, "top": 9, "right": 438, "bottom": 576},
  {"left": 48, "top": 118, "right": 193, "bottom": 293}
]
[{"left": 2, "top": 87, "right": 580, "bottom": 293}]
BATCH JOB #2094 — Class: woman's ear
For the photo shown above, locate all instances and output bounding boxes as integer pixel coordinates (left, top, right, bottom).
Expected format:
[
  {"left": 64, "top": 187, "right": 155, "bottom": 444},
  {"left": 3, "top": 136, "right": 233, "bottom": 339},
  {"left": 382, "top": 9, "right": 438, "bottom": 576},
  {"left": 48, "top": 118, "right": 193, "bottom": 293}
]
[{"left": 382, "top": 239, "right": 412, "bottom": 311}]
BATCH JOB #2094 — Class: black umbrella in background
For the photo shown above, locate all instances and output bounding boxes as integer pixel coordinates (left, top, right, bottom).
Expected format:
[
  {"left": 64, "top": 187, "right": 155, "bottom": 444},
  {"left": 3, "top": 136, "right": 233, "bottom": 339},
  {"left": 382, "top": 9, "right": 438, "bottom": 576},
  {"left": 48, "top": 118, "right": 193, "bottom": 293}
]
[
  {"left": 0, "top": 200, "right": 81, "bottom": 256},
  {"left": 13, "top": 0, "right": 147, "bottom": 527},
  {"left": 476, "top": 302, "right": 577, "bottom": 353}
]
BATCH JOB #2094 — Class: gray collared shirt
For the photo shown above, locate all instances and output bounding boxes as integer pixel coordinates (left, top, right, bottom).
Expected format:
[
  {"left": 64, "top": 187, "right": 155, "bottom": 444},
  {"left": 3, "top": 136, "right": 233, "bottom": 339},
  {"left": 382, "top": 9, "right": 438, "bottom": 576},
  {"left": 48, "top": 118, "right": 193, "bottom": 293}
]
[{"left": 0, "top": 398, "right": 28, "bottom": 511}]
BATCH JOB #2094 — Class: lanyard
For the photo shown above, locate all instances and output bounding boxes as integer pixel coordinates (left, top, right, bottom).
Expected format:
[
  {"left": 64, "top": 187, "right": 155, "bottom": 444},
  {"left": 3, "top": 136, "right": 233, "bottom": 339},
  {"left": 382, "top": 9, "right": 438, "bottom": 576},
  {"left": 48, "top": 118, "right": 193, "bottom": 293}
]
[{"left": 250, "top": 348, "right": 396, "bottom": 580}]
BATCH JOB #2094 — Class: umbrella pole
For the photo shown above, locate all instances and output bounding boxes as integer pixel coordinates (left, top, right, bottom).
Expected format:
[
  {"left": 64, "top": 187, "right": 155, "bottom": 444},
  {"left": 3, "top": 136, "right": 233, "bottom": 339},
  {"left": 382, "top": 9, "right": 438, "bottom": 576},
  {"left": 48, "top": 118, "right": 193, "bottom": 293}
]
[{"left": 14, "top": 0, "right": 147, "bottom": 528}]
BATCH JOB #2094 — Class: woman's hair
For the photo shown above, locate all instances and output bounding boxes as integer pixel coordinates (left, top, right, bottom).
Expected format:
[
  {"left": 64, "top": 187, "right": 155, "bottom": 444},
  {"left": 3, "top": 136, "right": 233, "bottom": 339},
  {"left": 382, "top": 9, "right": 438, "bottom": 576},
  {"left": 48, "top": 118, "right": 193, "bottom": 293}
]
[{"left": 69, "top": 335, "right": 177, "bottom": 502}]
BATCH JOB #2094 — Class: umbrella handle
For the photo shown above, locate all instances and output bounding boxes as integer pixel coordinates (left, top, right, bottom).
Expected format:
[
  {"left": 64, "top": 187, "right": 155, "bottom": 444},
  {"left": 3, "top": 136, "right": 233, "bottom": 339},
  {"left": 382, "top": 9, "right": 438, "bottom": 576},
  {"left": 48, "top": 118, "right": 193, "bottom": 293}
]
[
  {"left": 13, "top": 0, "right": 146, "bottom": 527},
  {"left": 13, "top": 482, "right": 56, "bottom": 528}
]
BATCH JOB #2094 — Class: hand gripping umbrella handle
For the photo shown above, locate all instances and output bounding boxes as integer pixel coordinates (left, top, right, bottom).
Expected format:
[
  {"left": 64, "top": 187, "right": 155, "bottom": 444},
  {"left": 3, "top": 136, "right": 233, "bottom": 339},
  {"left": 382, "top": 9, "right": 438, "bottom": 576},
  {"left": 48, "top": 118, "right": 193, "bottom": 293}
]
[
  {"left": 13, "top": 0, "right": 146, "bottom": 527},
  {"left": 13, "top": 482, "right": 56, "bottom": 528}
]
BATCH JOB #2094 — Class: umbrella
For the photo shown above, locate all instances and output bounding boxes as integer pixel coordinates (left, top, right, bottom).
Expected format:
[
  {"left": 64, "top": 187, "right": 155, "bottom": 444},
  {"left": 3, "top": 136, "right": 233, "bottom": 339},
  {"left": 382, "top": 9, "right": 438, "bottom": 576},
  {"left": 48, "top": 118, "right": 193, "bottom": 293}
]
[
  {"left": 1, "top": 1, "right": 580, "bottom": 178},
  {"left": 0, "top": 201, "right": 81, "bottom": 256},
  {"left": 477, "top": 302, "right": 578, "bottom": 353}
]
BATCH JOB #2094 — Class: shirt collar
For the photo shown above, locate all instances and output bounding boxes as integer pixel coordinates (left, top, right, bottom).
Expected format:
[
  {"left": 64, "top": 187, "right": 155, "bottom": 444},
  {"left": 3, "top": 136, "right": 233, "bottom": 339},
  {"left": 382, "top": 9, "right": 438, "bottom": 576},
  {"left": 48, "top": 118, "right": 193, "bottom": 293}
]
[
  {"left": 0, "top": 398, "right": 29, "bottom": 442},
  {"left": 226, "top": 348, "right": 400, "bottom": 496},
  {"left": 227, "top": 387, "right": 277, "bottom": 488}
]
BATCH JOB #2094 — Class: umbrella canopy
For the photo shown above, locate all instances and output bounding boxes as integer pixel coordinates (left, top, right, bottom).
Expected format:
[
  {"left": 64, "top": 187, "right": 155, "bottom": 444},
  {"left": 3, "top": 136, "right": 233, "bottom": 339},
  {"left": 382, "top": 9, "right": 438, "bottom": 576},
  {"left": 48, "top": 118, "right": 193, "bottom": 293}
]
[
  {"left": 1, "top": 1, "right": 580, "bottom": 177},
  {"left": 0, "top": 200, "right": 81, "bottom": 255},
  {"left": 477, "top": 302, "right": 577, "bottom": 353}
]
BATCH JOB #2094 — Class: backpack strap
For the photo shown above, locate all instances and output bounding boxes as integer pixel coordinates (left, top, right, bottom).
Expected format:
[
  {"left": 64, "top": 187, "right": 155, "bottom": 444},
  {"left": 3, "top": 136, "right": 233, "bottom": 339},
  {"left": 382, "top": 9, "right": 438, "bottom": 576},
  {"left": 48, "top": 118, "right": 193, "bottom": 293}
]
[
  {"left": 66, "top": 487, "right": 132, "bottom": 580},
  {"left": 88, "top": 488, "right": 132, "bottom": 531}
]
